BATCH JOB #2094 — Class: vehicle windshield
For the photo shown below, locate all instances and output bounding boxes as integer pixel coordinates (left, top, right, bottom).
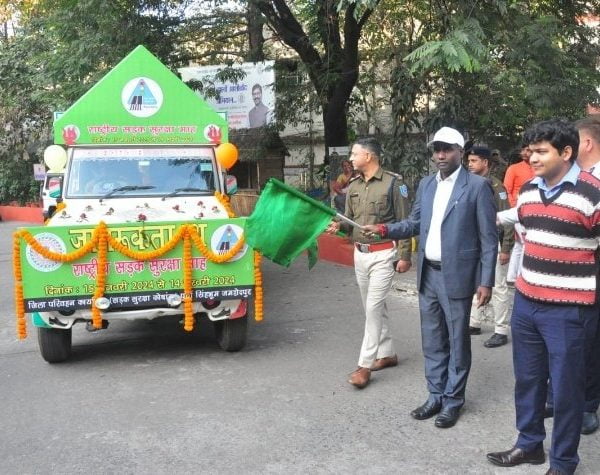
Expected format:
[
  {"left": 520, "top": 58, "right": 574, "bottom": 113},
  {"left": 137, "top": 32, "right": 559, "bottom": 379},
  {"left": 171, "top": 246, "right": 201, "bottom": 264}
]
[{"left": 65, "top": 146, "right": 216, "bottom": 198}]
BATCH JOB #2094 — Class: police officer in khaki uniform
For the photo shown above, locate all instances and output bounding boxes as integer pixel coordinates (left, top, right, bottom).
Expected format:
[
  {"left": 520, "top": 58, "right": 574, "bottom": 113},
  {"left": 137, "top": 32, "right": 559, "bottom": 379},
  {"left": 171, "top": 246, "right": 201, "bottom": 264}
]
[
  {"left": 490, "top": 149, "right": 509, "bottom": 181},
  {"left": 466, "top": 146, "right": 514, "bottom": 347},
  {"left": 327, "top": 137, "right": 412, "bottom": 389}
]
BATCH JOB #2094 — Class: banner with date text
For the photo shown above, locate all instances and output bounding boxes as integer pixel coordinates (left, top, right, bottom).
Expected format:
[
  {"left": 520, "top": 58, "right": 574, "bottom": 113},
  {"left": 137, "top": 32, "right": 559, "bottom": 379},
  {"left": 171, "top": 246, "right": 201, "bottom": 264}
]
[{"left": 19, "top": 219, "right": 254, "bottom": 312}]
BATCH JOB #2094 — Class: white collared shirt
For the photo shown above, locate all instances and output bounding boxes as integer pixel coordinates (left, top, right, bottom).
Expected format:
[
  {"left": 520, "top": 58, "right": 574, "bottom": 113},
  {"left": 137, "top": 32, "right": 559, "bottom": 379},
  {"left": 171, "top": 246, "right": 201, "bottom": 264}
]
[{"left": 424, "top": 166, "right": 461, "bottom": 261}]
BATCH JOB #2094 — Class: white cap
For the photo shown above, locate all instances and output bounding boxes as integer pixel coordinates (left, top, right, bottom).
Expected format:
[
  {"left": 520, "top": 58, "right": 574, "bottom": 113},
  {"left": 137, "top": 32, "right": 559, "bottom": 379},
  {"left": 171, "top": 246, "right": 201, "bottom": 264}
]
[{"left": 427, "top": 127, "right": 465, "bottom": 148}]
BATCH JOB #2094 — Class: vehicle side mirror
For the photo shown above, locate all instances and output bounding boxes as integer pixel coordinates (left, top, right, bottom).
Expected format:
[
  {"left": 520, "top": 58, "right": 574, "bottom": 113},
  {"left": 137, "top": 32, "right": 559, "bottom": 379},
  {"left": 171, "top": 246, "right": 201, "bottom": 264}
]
[{"left": 225, "top": 175, "right": 238, "bottom": 195}]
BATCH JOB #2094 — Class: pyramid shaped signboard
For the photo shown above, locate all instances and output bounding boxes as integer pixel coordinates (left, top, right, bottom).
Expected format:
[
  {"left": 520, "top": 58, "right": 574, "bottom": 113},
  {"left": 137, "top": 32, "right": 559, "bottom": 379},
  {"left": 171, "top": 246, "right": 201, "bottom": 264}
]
[{"left": 54, "top": 45, "right": 228, "bottom": 146}]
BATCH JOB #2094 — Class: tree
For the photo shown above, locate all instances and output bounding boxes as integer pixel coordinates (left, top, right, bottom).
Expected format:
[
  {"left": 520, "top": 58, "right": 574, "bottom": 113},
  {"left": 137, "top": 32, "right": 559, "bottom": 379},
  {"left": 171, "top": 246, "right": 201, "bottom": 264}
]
[
  {"left": 386, "top": 1, "right": 600, "bottom": 178},
  {"left": 181, "top": 1, "right": 249, "bottom": 64},
  {"left": 0, "top": 0, "right": 188, "bottom": 203},
  {"left": 247, "top": 0, "right": 266, "bottom": 62},
  {"left": 254, "top": 0, "right": 381, "bottom": 159}
]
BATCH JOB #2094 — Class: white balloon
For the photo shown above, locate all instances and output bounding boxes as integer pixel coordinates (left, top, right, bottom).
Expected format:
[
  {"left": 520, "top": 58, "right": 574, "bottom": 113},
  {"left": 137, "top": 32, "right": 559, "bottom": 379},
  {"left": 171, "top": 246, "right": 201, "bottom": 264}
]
[{"left": 43, "top": 145, "right": 67, "bottom": 172}]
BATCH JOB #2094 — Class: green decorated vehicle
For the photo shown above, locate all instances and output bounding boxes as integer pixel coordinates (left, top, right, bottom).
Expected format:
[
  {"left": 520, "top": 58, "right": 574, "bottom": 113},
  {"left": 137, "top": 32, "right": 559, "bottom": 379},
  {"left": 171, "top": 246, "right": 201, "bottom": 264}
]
[{"left": 14, "top": 46, "right": 260, "bottom": 362}]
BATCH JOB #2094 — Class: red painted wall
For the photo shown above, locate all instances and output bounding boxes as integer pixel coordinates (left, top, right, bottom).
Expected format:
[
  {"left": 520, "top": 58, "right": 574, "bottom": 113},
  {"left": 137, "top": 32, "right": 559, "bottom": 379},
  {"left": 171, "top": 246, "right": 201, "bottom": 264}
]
[
  {"left": 0, "top": 205, "right": 44, "bottom": 223},
  {"left": 317, "top": 233, "right": 354, "bottom": 267}
]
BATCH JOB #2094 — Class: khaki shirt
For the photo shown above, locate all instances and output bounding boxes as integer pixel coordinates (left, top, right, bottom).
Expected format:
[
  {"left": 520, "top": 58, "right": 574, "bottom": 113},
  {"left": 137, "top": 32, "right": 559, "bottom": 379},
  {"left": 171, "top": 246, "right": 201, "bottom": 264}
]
[
  {"left": 343, "top": 167, "right": 412, "bottom": 260},
  {"left": 489, "top": 175, "right": 514, "bottom": 254}
]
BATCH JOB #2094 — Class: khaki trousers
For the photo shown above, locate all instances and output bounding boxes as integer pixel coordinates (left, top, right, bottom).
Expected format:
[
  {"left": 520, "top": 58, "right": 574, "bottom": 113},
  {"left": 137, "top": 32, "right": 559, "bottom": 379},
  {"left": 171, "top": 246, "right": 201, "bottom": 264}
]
[{"left": 354, "top": 246, "right": 397, "bottom": 368}]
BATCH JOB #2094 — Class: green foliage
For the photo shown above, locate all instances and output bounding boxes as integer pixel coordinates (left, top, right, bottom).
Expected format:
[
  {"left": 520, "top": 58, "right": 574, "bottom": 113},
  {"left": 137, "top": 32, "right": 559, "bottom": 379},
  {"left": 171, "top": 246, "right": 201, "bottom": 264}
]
[
  {"left": 1, "top": 0, "right": 599, "bottom": 200},
  {"left": 384, "top": 0, "right": 600, "bottom": 180},
  {"left": 336, "top": 0, "right": 380, "bottom": 17},
  {"left": 384, "top": 133, "right": 429, "bottom": 190},
  {"left": 404, "top": 18, "right": 487, "bottom": 74},
  {"left": 0, "top": 0, "right": 187, "bottom": 203},
  {"left": 181, "top": 0, "right": 248, "bottom": 63},
  {"left": 423, "top": 12, "right": 600, "bottom": 143},
  {"left": 185, "top": 66, "right": 248, "bottom": 101},
  {"left": 0, "top": 157, "right": 40, "bottom": 205}
]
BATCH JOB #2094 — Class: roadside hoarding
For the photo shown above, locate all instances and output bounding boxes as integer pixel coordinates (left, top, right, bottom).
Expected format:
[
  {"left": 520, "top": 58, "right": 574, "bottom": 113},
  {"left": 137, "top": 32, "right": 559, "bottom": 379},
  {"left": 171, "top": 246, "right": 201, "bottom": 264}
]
[{"left": 179, "top": 61, "right": 275, "bottom": 130}]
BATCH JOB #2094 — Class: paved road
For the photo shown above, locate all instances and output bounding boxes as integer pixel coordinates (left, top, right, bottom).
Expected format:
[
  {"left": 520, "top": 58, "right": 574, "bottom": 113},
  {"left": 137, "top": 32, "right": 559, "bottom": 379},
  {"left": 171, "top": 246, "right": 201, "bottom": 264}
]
[{"left": 1, "top": 220, "right": 598, "bottom": 474}]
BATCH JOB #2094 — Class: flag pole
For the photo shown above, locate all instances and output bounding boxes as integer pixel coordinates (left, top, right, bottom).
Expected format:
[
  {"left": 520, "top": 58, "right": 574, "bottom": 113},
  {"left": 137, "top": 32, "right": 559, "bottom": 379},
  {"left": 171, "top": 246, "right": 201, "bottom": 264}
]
[{"left": 335, "top": 213, "right": 364, "bottom": 230}]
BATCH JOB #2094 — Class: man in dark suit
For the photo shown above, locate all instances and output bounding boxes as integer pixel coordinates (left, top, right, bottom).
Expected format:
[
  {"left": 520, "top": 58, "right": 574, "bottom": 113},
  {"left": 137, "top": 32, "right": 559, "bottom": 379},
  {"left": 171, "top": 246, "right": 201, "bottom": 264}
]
[{"left": 363, "top": 126, "right": 498, "bottom": 428}]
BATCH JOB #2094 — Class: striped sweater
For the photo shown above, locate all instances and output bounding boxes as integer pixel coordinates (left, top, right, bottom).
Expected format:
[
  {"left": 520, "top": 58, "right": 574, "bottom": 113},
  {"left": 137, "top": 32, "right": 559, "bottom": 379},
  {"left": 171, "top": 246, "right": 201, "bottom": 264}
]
[{"left": 516, "top": 171, "right": 600, "bottom": 305}]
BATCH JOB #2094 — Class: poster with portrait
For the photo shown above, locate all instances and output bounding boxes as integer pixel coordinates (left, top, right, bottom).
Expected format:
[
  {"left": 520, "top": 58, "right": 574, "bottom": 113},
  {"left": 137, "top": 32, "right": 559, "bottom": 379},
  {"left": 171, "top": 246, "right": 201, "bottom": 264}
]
[{"left": 180, "top": 61, "right": 275, "bottom": 130}]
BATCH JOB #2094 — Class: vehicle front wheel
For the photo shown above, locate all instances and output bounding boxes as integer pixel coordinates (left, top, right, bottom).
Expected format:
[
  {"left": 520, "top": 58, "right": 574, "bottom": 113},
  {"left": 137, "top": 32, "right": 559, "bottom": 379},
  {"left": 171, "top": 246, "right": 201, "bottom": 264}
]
[
  {"left": 37, "top": 327, "right": 72, "bottom": 363},
  {"left": 213, "top": 316, "right": 247, "bottom": 352}
]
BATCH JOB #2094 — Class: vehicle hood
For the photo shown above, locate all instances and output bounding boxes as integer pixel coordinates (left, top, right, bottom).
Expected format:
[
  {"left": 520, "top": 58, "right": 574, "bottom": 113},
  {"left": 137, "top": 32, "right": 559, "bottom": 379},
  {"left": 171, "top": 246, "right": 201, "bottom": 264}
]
[{"left": 47, "top": 195, "right": 228, "bottom": 226}]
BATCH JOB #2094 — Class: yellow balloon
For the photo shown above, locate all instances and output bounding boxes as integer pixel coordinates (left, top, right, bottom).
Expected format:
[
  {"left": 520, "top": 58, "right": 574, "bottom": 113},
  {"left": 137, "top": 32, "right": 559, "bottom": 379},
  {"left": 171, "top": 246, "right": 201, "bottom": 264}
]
[
  {"left": 43, "top": 145, "right": 67, "bottom": 172},
  {"left": 215, "top": 143, "right": 239, "bottom": 170}
]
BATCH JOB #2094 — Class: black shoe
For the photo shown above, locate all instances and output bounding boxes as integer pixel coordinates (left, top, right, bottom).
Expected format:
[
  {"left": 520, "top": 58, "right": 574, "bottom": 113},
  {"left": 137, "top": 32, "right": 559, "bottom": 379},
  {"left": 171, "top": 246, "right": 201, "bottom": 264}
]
[
  {"left": 546, "top": 469, "right": 566, "bottom": 475},
  {"left": 434, "top": 407, "right": 461, "bottom": 428},
  {"left": 582, "top": 411, "right": 599, "bottom": 435},
  {"left": 469, "top": 326, "right": 481, "bottom": 335},
  {"left": 484, "top": 333, "right": 508, "bottom": 348},
  {"left": 544, "top": 404, "right": 554, "bottom": 418},
  {"left": 486, "top": 445, "right": 545, "bottom": 467},
  {"left": 410, "top": 400, "right": 442, "bottom": 420}
]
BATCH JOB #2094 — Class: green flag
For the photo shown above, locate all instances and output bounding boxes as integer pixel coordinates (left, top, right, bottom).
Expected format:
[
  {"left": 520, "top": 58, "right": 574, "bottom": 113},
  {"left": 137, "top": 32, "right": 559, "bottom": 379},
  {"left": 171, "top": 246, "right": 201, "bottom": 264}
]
[{"left": 245, "top": 179, "right": 336, "bottom": 268}]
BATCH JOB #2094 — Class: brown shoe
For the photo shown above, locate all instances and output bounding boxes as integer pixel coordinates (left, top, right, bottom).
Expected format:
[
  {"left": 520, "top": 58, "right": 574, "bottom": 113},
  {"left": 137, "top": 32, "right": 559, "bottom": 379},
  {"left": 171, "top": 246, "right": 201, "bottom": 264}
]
[
  {"left": 371, "top": 355, "right": 398, "bottom": 371},
  {"left": 348, "top": 367, "right": 371, "bottom": 389}
]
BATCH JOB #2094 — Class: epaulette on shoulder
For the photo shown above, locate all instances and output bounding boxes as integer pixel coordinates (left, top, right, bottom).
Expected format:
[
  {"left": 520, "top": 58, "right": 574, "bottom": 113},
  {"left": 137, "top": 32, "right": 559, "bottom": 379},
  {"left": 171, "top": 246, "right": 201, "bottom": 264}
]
[
  {"left": 488, "top": 175, "right": 501, "bottom": 187},
  {"left": 383, "top": 170, "right": 403, "bottom": 180}
]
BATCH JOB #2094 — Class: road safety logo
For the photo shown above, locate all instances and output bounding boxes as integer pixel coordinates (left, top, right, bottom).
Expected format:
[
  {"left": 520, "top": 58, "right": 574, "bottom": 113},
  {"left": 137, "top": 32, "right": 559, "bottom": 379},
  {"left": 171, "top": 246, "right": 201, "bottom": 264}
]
[
  {"left": 210, "top": 224, "right": 247, "bottom": 261},
  {"left": 121, "top": 77, "right": 163, "bottom": 118},
  {"left": 25, "top": 233, "right": 66, "bottom": 272}
]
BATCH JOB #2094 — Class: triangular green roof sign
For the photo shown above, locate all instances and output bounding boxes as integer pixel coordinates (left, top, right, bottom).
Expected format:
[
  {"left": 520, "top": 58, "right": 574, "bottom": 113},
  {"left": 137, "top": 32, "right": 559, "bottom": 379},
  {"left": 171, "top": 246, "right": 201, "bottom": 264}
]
[{"left": 54, "top": 45, "right": 228, "bottom": 146}]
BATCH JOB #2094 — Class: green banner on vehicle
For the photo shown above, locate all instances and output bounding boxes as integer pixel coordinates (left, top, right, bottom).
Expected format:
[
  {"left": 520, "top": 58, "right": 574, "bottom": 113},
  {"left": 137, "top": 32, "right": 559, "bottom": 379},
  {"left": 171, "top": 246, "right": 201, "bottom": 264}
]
[
  {"left": 19, "top": 219, "right": 253, "bottom": 312},
  {"left": 53, "top": 45, "right": 228, "bottom": 146}
]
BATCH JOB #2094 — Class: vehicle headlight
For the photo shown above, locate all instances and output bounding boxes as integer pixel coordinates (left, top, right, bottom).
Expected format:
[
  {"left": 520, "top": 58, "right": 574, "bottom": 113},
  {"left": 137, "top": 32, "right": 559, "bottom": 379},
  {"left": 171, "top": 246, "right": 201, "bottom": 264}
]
[
  {"left": 94, "top": 297, "right": 111, "bottom": 310},
  {"left": 166, "top": 294, "right": 182, "bottom": 307}
]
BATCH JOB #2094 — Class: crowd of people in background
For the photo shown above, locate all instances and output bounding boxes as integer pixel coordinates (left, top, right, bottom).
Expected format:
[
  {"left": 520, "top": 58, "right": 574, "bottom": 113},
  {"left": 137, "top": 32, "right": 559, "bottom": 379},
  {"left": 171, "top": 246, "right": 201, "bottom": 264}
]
[{"left": 327, "top": 114, "right": 600, "bottom": 475}]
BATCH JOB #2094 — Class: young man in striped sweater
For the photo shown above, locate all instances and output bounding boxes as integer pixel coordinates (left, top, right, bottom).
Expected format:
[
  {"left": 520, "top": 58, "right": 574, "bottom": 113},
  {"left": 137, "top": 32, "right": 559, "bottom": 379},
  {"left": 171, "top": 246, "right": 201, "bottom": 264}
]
[{"left": 487, "top": 119, "right": 600, "bottom": 475}]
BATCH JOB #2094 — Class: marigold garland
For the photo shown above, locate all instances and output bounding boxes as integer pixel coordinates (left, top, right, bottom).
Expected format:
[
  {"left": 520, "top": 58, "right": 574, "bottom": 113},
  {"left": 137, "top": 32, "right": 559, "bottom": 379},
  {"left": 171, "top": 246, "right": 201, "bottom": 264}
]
[
  {"left": 20, "top": 226, "right": 100, "bottom": 262},
  {"left": 253, "top": 251, "right": 263, "bottom": 322},
  {"left": 13, "top": 219, "right": 265, "bottom": 337},
  {"left": 106, "top": 225, "right": 186, "bottom": 261},
  {"left": 91, "top": 223, "right": 108, "bottom": 329},
  {"left": 13, "top": 231, "right": 26, "bottom": 339},
  {"left": 214, "top": 191, "right": 236, "bottom": 218},
  {"left": 182, "top": 228, "right": 194, "bottom": 331}
]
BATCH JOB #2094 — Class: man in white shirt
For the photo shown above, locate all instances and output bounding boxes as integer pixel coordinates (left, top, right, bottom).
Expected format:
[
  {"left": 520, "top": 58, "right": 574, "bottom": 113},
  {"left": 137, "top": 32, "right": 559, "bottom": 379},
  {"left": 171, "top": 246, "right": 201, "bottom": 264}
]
[{"left": 363, "top": 127, "right": 498, "bottom": 428}]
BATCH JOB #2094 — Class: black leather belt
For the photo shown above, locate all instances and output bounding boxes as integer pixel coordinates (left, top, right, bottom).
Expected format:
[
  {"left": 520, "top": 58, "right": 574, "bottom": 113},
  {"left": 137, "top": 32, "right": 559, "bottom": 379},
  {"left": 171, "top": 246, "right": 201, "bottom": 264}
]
[{"left": 425, "top": 259, "right": 442, "bottom": 270}]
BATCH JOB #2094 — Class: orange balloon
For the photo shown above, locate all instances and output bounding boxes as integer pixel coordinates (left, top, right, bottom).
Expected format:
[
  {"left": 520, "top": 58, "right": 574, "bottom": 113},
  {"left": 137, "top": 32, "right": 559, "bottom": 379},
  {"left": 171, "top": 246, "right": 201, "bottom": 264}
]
[{"left": 215, "top": 143, "right": 239, "bottom": 169}]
